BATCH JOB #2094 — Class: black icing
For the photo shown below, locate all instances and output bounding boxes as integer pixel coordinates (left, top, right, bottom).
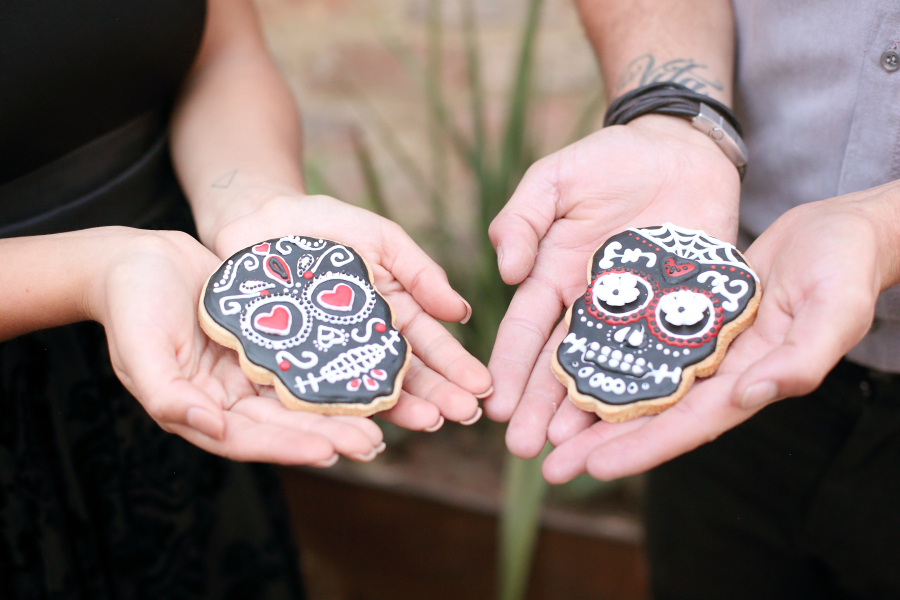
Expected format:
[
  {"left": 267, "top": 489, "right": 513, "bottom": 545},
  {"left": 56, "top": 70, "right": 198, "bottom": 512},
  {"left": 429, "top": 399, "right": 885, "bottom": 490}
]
[
  {"left": 204, "top": 237, "right": 408, "bottom": 406},
  {"left": 557, "top": 226, "right": 757, "bottom": 406}
]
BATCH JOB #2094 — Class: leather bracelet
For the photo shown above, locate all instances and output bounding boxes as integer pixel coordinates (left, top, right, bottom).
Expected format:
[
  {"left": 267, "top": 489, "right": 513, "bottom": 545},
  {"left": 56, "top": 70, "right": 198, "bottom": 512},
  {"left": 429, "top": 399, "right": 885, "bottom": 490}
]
[{"left": 603, "top": 82, "right": 748, "bottom": 180}]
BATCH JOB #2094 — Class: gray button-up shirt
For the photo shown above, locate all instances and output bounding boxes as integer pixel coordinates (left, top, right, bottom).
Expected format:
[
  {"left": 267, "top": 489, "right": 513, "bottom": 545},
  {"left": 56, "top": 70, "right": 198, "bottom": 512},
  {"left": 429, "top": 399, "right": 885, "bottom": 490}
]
[{"left": 734, "top": 0, "right": 900, "bottom": 372}]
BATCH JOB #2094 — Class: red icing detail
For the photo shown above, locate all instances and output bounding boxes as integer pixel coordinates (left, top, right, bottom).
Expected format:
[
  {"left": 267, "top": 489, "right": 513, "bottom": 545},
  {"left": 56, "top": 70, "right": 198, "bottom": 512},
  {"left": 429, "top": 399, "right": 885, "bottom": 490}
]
[
  {"left": 279, "top": 360, "right": 290, "bottom": 371},
  {"left": 303, "top": 271, "right": 314, "bottom": 279},
  {"left": 254, "top": 305, "right": 292, "bottom": 336},
  {"left": 252, "top": 242, "right": 270, "bottom": 254},
  {"left": 730, "top": 267, "right": 736, "bottom": 272},
  {"left": 374, "top": 322, "right": 387, "bottom": 333},
  {"left": 347, "top": 379, "right": 361, "bottom": 391},
  {"left": 259, "top": 290, "right": 270, "bottom": 296},
  {"left": 317, "top": 283, "right": 354, "bottom": 311},
  {"left": 371, "top": 369, "right": 386, "bottom": 379}
]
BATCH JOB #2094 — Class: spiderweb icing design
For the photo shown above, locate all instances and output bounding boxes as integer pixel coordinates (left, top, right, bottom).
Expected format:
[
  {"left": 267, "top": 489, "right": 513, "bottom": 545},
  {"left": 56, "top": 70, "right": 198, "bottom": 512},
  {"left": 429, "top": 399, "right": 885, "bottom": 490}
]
[{"left": 631, "top": 223, "right": 758, "bottom": 280}]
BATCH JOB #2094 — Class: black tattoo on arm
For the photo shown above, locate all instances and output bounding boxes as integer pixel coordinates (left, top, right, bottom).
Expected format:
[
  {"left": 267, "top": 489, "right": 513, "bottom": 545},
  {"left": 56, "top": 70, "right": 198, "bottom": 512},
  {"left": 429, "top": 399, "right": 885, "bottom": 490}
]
[
  {"left": 616, "top": 54, "right": 723, "bottom": 96},
  {"left": 211, "top": 169, "right": 238, "bottom": 189}
]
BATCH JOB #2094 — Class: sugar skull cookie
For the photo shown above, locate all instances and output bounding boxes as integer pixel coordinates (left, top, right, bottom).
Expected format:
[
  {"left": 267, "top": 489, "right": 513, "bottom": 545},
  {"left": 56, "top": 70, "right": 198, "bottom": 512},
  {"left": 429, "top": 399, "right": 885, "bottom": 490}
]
[
  {"left": 552, "top": 223, "right": 761, "bottom": 422},
  {"left": 199, "top": 237, "right": 410, "bottom": 416}
]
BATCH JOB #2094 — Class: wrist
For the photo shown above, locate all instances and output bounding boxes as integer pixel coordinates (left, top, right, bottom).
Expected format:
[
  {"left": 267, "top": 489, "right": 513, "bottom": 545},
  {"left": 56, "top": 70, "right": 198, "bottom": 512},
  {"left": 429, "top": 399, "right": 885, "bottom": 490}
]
[
  {"left": 210, "top": 192, "right": 319, "bottom": 259},
  {"left": 627, "top": 114, "right": 741, "bottom": 182},
  {"left": 839, "top": 181, "right": 900, "bottom": 290},
  {"left": 192, "top": 170, "right": 305, "bottom": 252}
]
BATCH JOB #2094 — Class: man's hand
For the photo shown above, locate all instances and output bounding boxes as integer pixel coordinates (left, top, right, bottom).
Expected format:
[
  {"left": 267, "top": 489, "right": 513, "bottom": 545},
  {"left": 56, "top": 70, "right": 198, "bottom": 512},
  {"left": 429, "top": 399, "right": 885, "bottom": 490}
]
[
  {"left": 542, "top": 185, "right": 900, "bottom": 482},
  {"left": 484, "top": 115, "right": 740, "bottom": 458},
  {"left": 212, "top": 194, "right": 493, "bottom": 432}
]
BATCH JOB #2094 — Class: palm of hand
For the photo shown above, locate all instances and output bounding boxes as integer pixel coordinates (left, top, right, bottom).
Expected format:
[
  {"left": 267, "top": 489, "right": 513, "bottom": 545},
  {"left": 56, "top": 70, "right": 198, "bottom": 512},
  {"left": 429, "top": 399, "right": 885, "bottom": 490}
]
[
  {"left": 485, "top": 116, "right": 740, "bottom": 458},
  {"left": 97, "top": 231, "right": 384, "bottom": 465},
  {"left": 213, "top": 194, "right": 492, "bottom": 430},
  {"left": 542, "top": 200, "right": 884, "bottom": 482}
]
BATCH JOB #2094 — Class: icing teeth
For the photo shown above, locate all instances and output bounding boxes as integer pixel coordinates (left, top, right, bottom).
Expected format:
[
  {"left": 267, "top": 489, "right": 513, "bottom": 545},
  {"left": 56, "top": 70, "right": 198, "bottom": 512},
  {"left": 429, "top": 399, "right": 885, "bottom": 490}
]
[
  {"left": 608, "top": 359, "right": 620, "bottom": 368},
  {"left": 631, "top": 365, "right": 644, "bottom": 375},
  {"left": 601, "top": 346, "right": 611, "bottom": 356},
  {"left": 597, "top": 354, "right": 608, "bottom": 363},
  {"left": 635, "top": 357, "right": 646, "bottom": 367},
  {"left": 611, "top": 350, "right": 623, "bottom": 361},
  {"left": 589, "top": 342, "right": 600, "bottom": 351},
  {"left": 624, "top": 354, "right": 634, "bottom": 363},
  {"left": 621, "top": 363, "right": 631, "bottom": 372}
]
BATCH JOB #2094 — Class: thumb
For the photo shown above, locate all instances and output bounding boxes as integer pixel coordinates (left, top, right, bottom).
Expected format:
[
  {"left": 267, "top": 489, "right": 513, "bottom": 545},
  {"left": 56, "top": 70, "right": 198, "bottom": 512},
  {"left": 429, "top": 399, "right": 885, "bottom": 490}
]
[
  {"left": 488, "top": 156, "right": 562, "bottom": 285},
  {"left": 732, "top": 289, "right": 874, "bottom": 410}
]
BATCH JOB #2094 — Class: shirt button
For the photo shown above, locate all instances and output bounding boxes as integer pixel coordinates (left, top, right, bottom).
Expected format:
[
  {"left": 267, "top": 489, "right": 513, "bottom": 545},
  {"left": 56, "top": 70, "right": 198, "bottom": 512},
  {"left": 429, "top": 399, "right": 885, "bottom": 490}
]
[{"left": 881, "top": 49, "right": 900, "bottom": 72}]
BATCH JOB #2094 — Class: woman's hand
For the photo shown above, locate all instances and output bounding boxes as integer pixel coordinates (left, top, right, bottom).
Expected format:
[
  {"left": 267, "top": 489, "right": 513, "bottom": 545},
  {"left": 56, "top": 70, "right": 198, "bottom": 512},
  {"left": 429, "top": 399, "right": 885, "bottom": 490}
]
[
  {"left": 91, "top": 228, "right": 386, "bottom": 466},
  {"left": 485, "top": 115, "right": 741, "bottom": 458},
  {"left": 542, "top": 184, "right": 900, "bottom": 482},
  {"left": 210, "top": 194, "right": 493, "bottom": 432}
]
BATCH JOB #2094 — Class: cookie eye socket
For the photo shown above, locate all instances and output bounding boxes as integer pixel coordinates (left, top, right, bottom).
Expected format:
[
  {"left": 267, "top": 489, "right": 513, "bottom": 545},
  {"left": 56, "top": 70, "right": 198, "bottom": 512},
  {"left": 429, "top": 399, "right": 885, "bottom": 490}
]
[
  {"left": 656, "top": 290, "right": 714, "bottom": 337},
  {"left": 592, "top": 272, "right": 653, "bottom": 316}
]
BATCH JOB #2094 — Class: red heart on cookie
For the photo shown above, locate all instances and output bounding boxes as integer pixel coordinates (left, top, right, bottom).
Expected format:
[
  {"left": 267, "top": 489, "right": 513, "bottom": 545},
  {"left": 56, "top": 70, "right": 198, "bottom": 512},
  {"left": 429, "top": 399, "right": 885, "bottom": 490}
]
[
  {"left": 317, "top": 283, "right": 354, "bottom": 311},
  {"left": 252, "top": 242, "right": 270, "bottom": 255},
  {"left": 663, "top": 257, "right": 697, "bottom": 280},
  {"left": 254, "top": 305, "right": 292, "bottom": 335}
]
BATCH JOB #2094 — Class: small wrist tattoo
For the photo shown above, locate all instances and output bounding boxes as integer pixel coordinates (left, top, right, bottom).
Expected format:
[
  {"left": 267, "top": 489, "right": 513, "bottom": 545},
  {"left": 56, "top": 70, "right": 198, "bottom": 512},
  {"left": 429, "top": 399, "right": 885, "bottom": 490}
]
[
  {"left": 616, "top": 54, "right": 723, "bottom": 97},
  {"left": 211, "top": 169, "right": 238, "bottom": 189}
]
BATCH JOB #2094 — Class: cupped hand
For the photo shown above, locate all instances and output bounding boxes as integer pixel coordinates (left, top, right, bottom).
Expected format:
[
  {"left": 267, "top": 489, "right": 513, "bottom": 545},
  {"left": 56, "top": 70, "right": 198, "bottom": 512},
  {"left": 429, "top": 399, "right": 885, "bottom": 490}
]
[
  {"left": 484, "top": 115, "right": 740, "bottom": 458},
  {"left": 92, "top": 229, "right": 385, "bottom": 466},
  {"left": 543, "top": 188, "right": 899, "bottom": 483},
  {"left": 211, "top": 194, "right": 492, "bottom": 431}
]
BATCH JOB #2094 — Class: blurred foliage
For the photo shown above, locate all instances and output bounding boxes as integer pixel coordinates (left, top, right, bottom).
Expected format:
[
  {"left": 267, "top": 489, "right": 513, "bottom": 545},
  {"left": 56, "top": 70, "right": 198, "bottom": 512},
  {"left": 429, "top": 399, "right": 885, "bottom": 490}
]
[{"left": 304, "top": 0, "right": 612, "bottom": 599}]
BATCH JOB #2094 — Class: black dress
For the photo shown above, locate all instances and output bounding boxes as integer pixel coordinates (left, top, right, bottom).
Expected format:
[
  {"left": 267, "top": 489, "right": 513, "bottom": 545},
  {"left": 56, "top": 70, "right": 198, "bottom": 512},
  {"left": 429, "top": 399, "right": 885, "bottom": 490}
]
[{"left": 0, "top": 2, "right": 305, "bottom": 598}]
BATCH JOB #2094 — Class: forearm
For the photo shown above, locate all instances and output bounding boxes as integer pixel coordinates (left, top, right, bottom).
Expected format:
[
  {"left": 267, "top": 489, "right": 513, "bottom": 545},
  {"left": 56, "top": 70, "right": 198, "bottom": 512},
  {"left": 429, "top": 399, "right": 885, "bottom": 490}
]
[
  {"left": 577, "top": 0, "right": 735, "bottom": 104},
  {"left": 0, "top": 228, "right": 130, "bottom": 341},
  {"left": 170, "top": 0, "right": 305, "bottom": 254}
]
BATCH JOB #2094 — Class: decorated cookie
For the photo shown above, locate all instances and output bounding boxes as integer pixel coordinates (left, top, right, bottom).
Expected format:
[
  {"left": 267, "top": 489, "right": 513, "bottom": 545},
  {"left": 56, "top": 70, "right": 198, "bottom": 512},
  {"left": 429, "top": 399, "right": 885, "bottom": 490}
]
[
  {"left": 199, "top": 236, "right": 410, "bottom": 416},
  {"left": 552, "top": 223, "right": 761, "bottom": 422}
]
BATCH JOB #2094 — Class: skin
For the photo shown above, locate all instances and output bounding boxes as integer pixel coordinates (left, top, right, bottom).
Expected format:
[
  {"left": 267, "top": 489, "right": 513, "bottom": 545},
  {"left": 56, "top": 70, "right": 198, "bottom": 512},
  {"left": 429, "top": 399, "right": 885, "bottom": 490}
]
[
  {"left": 488, "top": 0, "right": 900, "bottom": 483},
  {"left": 543, "top": 185, "right": 900, "bottom": 482},
  {"left": 1, "top": 0, "right": 491, "bottom": 467}
]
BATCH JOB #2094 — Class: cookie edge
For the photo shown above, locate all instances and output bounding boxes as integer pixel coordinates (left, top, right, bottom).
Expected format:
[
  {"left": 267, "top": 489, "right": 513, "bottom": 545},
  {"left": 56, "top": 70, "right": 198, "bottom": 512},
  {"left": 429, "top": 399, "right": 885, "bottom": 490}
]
[
  {"left": 197, "top": 243, "right": 410, "bottom": 417},
  {"left": 551, "top": 245, "right": 762, "bottom": 423}
]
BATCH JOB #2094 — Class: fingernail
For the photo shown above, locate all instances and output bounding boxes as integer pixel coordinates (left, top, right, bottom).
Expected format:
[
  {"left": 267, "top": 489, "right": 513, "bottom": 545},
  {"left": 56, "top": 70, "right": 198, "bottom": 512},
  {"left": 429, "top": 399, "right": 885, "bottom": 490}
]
[
  {"left": 475, "top": 386, "right": 494, "bottom": 399},
  {"left": 460, "top": 407, "right": 483, "bottom": 426},
  {"left": 458, "top": 295, "right": 472, "bottom": 325},
  {"left": 497, "top": 245, "right": 504, "bottom": 272},
  {"left": 313, "top": 455, "right": 339, "bottom": 468},
  {"left": 351, "top": 448, "right": 379, "bottom": 462},
  {"left": 740, "top": 381, "right": 778, "bottom": 409},
  {"left": 375, "top": 442, "right": 387, "bottom": 454},
  {"left": 186, "top": 406, "right": 224, "bottom": 440},
  {"left": 424, "top": 416, "right": 445, "bottom": 432}
]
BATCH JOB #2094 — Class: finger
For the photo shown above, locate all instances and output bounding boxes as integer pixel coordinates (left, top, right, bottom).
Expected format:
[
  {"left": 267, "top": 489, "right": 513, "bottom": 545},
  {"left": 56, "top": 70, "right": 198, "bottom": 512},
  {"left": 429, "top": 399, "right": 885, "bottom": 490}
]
[
  {"left": 732, "top": 286, "right": 874, "bottom": 410},
  {"left": 542, "top": 417, "right": 647, "bottom": 484},
  {"left": 229, "top": 396, "right": 382, "bottom": 461},
  {"left": 505, "top": 321, "right": 568, "bottom": 459},
  {"left": 547, "top": 397, "right": 598, "bottom": 447},
  {"left": 582, "top": 374, "right": 746, "bottom": 480},
  {"left": 488, "top": 155, "right": 562, "bottom": 284},
  {"left": 391, "top": 294, "right": 492, "bottom": 396},
  {"left": 380, "top": 222, "right": 469, "bottom": 323},
  {"left": 484, "top": 277, "right": 563, "bottom": 422},
  {"left": 378, "top": 391, "right": 444, "bottom": 431},
  {"left": 403, "top": 356, "right": 481, "bottom": 423},
  {"left": 169, "top": 412, "right": 338, "bottom": 466}
]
